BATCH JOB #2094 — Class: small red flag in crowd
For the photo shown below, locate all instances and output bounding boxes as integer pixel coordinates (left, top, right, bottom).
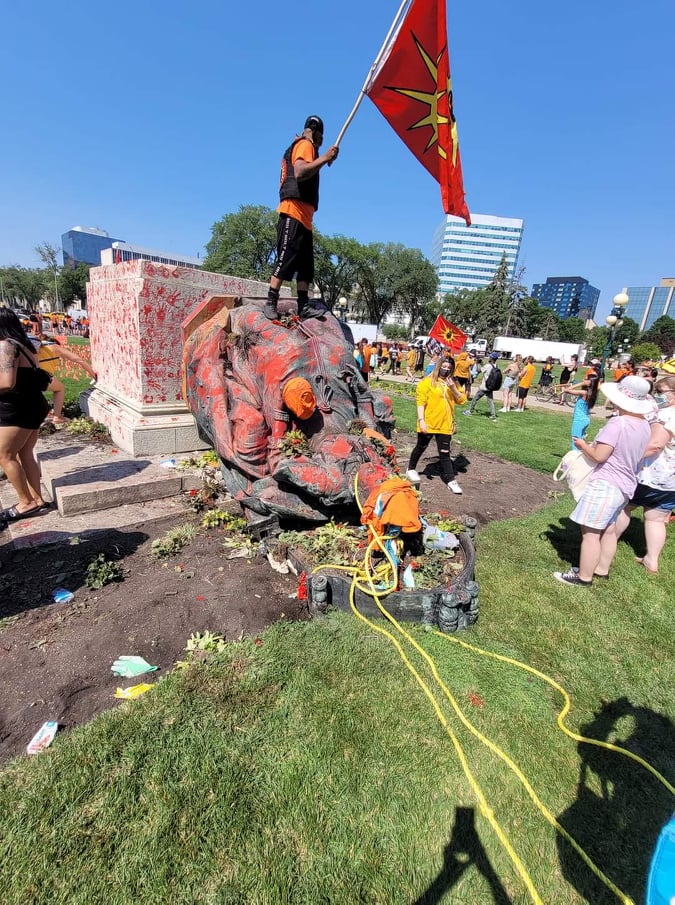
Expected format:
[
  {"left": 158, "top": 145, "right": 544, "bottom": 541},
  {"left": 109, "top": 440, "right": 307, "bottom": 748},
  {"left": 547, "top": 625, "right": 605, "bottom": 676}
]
[
  {"left": 429, "top": 316, "right": 467, "bottom": 353},
  {"left": 366, "top": 0, "right": 470, "bottom": 223}
]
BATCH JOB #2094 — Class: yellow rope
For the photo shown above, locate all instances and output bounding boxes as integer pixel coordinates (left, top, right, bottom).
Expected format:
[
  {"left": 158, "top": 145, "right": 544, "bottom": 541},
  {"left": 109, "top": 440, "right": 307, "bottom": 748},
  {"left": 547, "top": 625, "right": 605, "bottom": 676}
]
[{"left": 307, "top": 476, "right": 672, "bottom": 902}]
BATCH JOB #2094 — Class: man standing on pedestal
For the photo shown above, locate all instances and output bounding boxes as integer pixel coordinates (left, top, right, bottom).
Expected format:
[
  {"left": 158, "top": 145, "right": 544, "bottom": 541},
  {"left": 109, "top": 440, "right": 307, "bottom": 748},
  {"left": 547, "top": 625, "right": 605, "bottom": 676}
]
[{"left": 265, "top": 115, "right": 339, "bottom": 321}]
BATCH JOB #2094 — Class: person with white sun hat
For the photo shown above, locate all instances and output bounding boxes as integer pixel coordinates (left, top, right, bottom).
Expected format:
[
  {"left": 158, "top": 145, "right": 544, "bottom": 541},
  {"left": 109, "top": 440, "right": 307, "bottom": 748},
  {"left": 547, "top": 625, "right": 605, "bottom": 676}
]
[{"left": 553, "top": 376, "right": 654, "bottom": 587}]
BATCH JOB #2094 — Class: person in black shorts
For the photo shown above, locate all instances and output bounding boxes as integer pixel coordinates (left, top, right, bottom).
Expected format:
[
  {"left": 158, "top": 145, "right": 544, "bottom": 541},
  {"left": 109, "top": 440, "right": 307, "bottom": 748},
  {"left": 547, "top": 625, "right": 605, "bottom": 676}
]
[
  {"left": 0, "top": 310, "right": 51, "bottom": 523},
  {"left": 265, "top": 115, "right": 339, "bottom": 321}
]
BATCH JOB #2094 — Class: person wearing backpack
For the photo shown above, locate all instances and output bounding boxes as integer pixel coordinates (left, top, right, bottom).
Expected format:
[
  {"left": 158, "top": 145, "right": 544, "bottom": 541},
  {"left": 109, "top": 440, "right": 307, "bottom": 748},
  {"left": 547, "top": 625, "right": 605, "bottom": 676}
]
[{"left": 463, "top": 352, "right": 501, "bottom": 421}]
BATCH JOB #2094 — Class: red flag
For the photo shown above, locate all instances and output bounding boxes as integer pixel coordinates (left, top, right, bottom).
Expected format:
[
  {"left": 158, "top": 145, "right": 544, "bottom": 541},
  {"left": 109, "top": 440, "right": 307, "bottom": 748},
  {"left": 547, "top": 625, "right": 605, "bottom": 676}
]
[
  {"left": 114, "top": 248, "right": 122, "bottom": 264},
  {"left": 365, "top": 0, "right": 470, "bottom": 224},
  {"left": 429, "top": 316, "right": 467, "bottom": 353}
]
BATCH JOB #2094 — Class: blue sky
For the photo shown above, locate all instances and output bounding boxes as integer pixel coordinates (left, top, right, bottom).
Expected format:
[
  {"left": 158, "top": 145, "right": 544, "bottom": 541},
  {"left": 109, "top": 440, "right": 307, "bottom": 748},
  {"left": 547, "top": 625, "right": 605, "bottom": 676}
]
[{"left": 2, "top": 0, "right": 674, "bottom": 318}]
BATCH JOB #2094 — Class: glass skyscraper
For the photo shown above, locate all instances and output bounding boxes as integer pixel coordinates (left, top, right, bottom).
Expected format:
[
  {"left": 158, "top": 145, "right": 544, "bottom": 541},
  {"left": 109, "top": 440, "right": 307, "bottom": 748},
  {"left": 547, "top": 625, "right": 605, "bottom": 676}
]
[
  {"left": 431, "top": 213, "right": 524, "bottom": 294},
  {"left": 61, "top": 226, "right": 122, "bottom": 268},
  {"left": 624, "top": 281, "right": 675, "bottom": 332},
  {"left": 531, "top": 276, "right": 600, "bottom": 321}
]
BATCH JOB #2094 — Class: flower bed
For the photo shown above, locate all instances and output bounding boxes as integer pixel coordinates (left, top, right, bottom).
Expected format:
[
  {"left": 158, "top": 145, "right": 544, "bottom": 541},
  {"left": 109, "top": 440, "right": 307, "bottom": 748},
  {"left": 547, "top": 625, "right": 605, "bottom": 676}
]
[{"left": 271, "top": 514, "right": 479, "bottom": 633}]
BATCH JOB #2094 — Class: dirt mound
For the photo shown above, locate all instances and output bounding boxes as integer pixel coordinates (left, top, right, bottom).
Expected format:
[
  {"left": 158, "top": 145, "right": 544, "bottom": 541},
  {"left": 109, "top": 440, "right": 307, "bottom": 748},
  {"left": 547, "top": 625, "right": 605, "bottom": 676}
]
[{"left": 0, "top": 447, "right": 555, "bottom": 764}]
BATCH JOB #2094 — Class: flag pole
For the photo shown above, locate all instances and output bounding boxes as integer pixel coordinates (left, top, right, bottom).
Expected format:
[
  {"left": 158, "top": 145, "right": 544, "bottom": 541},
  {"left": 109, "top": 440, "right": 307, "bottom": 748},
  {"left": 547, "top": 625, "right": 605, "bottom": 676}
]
[{"left": 334, "top": 0, "right": 412, "bottom": 147}]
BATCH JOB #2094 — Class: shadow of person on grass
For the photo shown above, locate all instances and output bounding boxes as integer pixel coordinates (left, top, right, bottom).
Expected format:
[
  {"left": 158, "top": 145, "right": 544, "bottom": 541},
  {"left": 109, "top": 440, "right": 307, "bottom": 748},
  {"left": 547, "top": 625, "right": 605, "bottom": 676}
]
[
  {"left": 556, "top": 697, "right": 674, "bottom": 904},
  {"left": 420, "top": 453, "right": 471, "bottom": 481},
  {"left": 413, "top": 807, "right": 512, "bottom": 904},
  {"left": 542, "top": 514, "right": 648, "bottom": 569}
]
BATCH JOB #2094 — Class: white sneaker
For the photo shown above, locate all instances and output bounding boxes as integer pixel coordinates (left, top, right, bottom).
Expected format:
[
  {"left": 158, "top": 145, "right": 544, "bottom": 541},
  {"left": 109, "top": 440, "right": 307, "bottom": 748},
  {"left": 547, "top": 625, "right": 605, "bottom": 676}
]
[
  {"left": 406, "top": 469, "right": 421, "bottom": 483},
  {"left": 447, "top": 480, "right": 463, "bottom": 494},
  {"left": 499, "top": 407, "right": 508, "bottom": 412}
]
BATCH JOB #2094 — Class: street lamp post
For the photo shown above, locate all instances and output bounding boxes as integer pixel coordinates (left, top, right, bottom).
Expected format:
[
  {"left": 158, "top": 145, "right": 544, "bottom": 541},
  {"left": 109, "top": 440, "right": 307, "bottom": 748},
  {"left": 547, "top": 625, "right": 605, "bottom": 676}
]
[{"left": 600, "top": 291, "right": 629, "bottom": 378}]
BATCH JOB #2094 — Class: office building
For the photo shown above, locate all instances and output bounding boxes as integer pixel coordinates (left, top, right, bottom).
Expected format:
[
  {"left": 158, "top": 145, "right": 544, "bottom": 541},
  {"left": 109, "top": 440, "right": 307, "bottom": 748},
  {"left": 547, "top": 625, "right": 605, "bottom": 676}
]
[
  {"left": 531, "top": 276, "right": 600, "bottom": 321},
  {"left": 431, "top": 213, "right": 524, "bottom": 294},
  {"left": 62, "top": 226, "right": 201, "bottom": 270},
  {"left": 61, "top": 226, "right": 122, "bottom": 268},
  {"left": 100, "top": 242, "right": 201, "bottom": 269},
  {"left": 623, "top": 279, "right": 675, "bottom": 332}
]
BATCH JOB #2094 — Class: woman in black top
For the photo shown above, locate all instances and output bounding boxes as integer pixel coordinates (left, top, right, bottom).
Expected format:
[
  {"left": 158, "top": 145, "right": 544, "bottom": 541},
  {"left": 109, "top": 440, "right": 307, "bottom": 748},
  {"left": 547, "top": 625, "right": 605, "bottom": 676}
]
[{"left": 0, "top": 310, "right": 51, "bottom": 523}]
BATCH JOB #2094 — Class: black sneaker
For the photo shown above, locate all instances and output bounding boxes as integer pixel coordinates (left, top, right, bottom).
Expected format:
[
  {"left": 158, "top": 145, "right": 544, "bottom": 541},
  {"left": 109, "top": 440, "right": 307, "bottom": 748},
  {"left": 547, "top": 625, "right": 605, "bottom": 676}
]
[
  {"left": 264, "top": 299, "right": 278, "bottom": 320},
  {"left": 299, "top": 301, "right": 328, "bottom": 320},
  {"left": 553, "top": 570, "right": 592, "bottom": 586}
]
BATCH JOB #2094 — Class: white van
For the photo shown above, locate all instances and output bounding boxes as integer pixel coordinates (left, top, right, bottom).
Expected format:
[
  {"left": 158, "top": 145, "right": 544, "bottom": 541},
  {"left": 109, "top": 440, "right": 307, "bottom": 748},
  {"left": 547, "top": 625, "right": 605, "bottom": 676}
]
[{"left": 466, "top": 338, "right": 488, "bottom": 354}]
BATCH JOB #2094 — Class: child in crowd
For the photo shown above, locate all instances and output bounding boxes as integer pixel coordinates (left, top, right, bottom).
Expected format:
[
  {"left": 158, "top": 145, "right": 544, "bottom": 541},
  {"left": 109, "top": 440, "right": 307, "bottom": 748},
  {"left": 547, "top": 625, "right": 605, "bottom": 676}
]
[{"left": 565, "top": 372, "right": 600, "bottom": 449}]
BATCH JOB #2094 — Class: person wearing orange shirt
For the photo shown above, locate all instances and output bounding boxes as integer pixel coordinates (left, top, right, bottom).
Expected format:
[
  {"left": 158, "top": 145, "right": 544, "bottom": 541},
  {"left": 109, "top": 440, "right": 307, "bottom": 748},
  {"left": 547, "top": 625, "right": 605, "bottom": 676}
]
[
  {"left": 613, "top": 359, "right": 634, "bottom": 382},
  {"left": 265, "top": 115, "right": 339, "bottom": 321},
  {"left": 515, "top": 356, "right": 536, "bottom": 412}
]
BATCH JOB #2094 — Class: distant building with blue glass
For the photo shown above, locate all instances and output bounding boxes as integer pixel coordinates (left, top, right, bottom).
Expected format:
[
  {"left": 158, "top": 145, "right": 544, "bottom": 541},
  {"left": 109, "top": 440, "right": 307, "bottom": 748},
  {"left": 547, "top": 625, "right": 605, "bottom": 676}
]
[
  {"left": 62, "top": 225, "right": 201, "bottom": 270},
  {"left": 531, "top": 276, "right": 599, "bottom": 321},
  {"left": 623, "top": 279, "right": 675, "bottom": 331},
  {"left": 431, "top": 213, "right": 524, "bottom": 293},
  {"left": 61, "top": 226, "right": 123, "bottom": 268}
]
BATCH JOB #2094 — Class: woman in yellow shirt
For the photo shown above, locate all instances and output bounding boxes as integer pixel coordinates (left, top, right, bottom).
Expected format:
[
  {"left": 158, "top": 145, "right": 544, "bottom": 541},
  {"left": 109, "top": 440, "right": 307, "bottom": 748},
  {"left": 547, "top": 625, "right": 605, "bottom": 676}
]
[
  {"left": 405, "top": 357, "right": 466, "bottom": 494},
  {"left": 453, "top": 350, "right": 474, "bottom": 396}
]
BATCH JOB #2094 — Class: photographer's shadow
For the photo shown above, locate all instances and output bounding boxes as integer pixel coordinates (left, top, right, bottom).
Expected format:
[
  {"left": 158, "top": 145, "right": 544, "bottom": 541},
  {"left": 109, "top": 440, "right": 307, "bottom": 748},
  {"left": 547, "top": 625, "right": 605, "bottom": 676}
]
[
  {"left": 413, "top": 807, "right": 512, "bottom": 904},
  {"left": 557, "top": 697, "right": 674, "bottom": 904}
]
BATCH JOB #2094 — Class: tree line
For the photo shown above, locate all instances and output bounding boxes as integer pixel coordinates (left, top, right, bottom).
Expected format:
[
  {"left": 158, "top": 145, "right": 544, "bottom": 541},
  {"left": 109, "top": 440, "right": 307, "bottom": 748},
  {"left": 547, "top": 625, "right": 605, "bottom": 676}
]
[
  {"left": 204, "top": 205, "right": 675, "bottom": 359},
  {"left": 4, "top": 216, "right": 674, "bottom": 362},
  {"left": 0, "top": 243, "right": 89, "bottom": 312}
]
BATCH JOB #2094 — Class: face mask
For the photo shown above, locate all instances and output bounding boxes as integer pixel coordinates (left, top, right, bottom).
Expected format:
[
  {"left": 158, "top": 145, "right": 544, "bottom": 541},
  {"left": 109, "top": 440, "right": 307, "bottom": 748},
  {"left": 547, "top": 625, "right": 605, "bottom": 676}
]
[
  {"left": 439, "top": 369, "right": 451, "bottom": 379},
  {"left": 653, "top": 393, "right": 670, "bottom": 408}
]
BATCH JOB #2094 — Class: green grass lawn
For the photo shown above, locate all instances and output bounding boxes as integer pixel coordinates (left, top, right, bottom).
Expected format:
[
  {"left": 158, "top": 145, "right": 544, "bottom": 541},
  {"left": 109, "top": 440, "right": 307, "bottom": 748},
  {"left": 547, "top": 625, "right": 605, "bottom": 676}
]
[
  {"left": 1, "top": 373, "right": 673, "bottom": 904},
  {"left": 385, "top": 380, "right": 590, "bottom": 473}
]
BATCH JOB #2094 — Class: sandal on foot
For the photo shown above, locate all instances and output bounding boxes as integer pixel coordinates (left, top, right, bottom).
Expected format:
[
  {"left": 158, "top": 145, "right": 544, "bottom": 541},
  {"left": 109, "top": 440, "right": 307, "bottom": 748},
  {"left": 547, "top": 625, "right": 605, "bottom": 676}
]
[
  {"left": 0, "top": 504, "right": 40, "bottom": 522},
  {"left": 635, "top": 557, "right": 658, "bottom": 574}
]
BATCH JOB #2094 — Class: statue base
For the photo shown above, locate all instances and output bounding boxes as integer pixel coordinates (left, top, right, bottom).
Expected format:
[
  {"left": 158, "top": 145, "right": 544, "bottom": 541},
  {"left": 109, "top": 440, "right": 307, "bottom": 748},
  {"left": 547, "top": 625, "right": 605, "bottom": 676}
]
[{"left": 80, "top": 387, "right": 208, "bottom": 456}]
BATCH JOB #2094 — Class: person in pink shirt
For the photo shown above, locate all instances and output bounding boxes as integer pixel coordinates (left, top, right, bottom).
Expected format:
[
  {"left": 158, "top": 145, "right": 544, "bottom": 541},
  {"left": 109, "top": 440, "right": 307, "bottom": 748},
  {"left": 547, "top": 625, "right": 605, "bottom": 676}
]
[{"left": 553, "top": 376, "right": 654, "bottom": 586}]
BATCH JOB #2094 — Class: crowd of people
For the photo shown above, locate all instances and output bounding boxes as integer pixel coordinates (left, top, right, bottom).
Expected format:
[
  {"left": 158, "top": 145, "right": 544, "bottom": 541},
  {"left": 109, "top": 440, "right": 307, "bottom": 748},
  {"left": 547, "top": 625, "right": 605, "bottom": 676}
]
[
  {"left": 19, "top": 311, "right": 89, "bottom": 337},
  {"left": 360, "top": 338, "right": 673, "bottom": 570},
  {"left": 1, "top": 290, "right": 672, "bottom": 577}
]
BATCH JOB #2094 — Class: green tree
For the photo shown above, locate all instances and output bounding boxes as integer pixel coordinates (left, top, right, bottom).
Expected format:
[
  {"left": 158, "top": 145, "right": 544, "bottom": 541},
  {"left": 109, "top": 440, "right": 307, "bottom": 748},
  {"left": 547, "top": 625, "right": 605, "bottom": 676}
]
[
  {"left": 615, "top": 316, "right": 640, "bottom": 347},
  {"left": 538, "top": 308, "right": 561, "bottom": 340},
  {"left": 313, "top": 234, "right": 363, "bottom": 310},
  {"left": 59, "top": 263, "right": 90, "bottom": 306},
  {"left": 585, "top": 326, "right": 610, "bottom": 360},
  {"left": 204, "top": 205, "right": 277, "bottom": 280},
  {"left": 518, "top": 297, "right": 548, "bottom": 338},
  {"left": 382, "top": 323, "right": 409, "bottom": 340},
  {"left": 557, "top": 317, "right": 586, "bottom": 343},
  {"left": 389, "top": 246, "right": 438, "bottom": 336},
  {"left": 417, "top": 297, "right": 446, "bottom": 333},
  {"left": 35, "top": 241, "right": 62, "bottom": 310},
  {"left": 630, "top": 342, "right": 663, "bottom": 363},
  {"left": 354, "top": 242, "right": 435, "bottom": 329},
  {"left": 641, "top": 315, "right": 675, "bottom": 354},
  {"left": 0, "top": 266, "right": 48, "bottom": 309}
]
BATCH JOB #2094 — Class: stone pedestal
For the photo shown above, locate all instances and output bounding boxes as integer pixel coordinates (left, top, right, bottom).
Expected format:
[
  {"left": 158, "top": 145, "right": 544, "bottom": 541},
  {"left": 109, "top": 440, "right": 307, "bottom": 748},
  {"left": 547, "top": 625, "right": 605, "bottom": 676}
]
[{"left": 83, "top": 261, "right": 285, "bottom": 455}]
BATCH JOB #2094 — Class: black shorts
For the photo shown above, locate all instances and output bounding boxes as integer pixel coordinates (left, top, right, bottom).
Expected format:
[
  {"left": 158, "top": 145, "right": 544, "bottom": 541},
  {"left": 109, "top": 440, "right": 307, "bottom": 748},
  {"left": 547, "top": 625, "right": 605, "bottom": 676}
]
[
  {"left": 272, "top": 214, "right": 314, "bottom": 283},
  {"left": 517, "top": 386, "right": 530, "bottom": 399}
]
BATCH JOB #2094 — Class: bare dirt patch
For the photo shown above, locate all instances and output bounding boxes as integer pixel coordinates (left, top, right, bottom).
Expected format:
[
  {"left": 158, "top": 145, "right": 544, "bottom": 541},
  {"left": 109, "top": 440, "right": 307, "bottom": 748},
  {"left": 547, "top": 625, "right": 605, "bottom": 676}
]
[{"left": 0, "top": 441, "right": 555, "bottom": 764}]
